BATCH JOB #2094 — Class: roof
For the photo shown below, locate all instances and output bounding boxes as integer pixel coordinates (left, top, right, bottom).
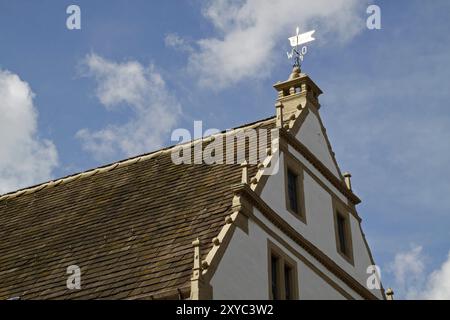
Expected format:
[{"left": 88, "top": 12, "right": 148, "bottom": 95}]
[{"left": 0, "top": 117, "right": 275, "bottom": 300}]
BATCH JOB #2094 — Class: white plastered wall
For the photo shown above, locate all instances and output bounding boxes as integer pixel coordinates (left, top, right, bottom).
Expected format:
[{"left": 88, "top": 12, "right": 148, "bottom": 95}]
[
  {"left": 260, "top": 149, "right": 382, "bottom": 297},
  {"left": 211, "top": 210, "right": 360, "bottom": 300},
  {"left": 296, "top": 111, "right": 340, "bottom": 178}
]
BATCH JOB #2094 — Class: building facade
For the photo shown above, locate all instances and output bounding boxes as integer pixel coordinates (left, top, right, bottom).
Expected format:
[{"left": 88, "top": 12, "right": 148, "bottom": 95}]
[
  {"left": 0, "top": 67, "right": 385, "bottom": 300},
  {"left": 198, "top": 66, "right": 385, "bottom": 300}
]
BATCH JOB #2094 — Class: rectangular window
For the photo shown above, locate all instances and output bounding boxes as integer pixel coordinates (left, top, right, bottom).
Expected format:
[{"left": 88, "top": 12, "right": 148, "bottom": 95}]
[
  {"left": 333, "top": 204, "right": 354, "bottom": 265},
  {"left": 284, "top": 265, "right": 293, "bottom": 300},
  {"left": 268, "top": 241, "right": 298, "bottom": 300},
  {"left": 287, "top": 168, "right": 299, "bottom": 214},
  {"left": 336, "top": 213, "right": 348, "bottom": 255},
  {"left": 284, "top": 155, "right": 306, "bottom": 223},
  {"left": 271, "top": 255, "right": 279, "bottom": 300}
]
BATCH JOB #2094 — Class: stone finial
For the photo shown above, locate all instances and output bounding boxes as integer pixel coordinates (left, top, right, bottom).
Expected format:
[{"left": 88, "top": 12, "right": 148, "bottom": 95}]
[
  {"left": 225, "top": 215, "right": 233, "bottom": 224},
  {"left": 275, "top": 102, "right": 284, "bottom": 128},
  {"left": 191, "top": 238, "right": 201, "bottom": 275},
  {"left": 288, "top": 66, "right": 301, "bottom": 80},
  {"left": 343, "top": 172, "right": 352, "bottom": 191},
  {"left": 192, "top": 238, "right": 200, "bottom": 247},
  {"left": 386, "top": 288, "right": 394, "bottom": 300},
  {"left": 241, "top": 160, "right": 249, "bottom": 184},
  {"left": 190, "top": 237, "right": 213, "bottom": 299},
  {"left": 201, "top": 260, "right": 209, "bottom": 270},
  {"left": 212, "top": 237, "right": 220, "bottom": 246}
]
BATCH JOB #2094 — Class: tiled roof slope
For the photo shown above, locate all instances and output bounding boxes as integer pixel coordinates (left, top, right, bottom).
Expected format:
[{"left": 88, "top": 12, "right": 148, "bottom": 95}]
[{"left": 0, "top": 117, "right": 275, "bottom": 300}]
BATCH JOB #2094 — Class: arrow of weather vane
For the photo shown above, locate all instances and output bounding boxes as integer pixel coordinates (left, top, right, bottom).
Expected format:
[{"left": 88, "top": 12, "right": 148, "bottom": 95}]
[{"left": 287, "top": 27, "right": 316, "bottom": 67}]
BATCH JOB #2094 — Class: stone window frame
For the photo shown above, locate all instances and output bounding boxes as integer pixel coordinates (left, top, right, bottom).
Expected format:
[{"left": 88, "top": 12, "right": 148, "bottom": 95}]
[
  {"left": 332, "top": 199, "right": 355, "bottom": 266},
  {"left": 283, "top": 152, "right": 307, "bottom": 224},
  {"left": 267, "top": 240, "right": 299, "bottom": 300}
]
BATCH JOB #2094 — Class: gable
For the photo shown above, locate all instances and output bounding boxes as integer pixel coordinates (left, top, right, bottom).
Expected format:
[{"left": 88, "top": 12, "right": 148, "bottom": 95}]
[{"left": 295, "top": 110, "right": 341, "bottom": 178}]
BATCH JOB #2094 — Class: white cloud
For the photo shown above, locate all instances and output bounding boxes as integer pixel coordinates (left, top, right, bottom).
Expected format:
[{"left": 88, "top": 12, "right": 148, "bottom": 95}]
[
  {"left": 76, "top": 53, "right": 181, "bottom": 161},
  {"left": 187, "top": 0, "right": 365, "bottom": 88},
  {"left": 389, "top": 246, "right": 450, "bottom": 299},
  {"left": 164, "top": 33, "right": 193, "bottom": 53},
  {"left": 0, "top": 69, "right": 58, "bottom": 194},
  {"left": 389, "top": 245, "right": 426, "bottom": 299},
  {"left": 423, "top": 252, "right": 450, "bottom": 300}
]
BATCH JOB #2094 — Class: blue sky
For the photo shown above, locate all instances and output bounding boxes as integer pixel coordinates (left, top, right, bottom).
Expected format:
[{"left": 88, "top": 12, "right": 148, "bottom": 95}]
[{"left": 1, "top": 0, "right": 450, "bottom": 299}]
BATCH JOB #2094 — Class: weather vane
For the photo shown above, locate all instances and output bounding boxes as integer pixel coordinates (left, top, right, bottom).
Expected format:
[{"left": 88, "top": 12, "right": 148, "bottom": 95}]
[{"left": 287, "top": 27, "right": 316, "bottom": 68}]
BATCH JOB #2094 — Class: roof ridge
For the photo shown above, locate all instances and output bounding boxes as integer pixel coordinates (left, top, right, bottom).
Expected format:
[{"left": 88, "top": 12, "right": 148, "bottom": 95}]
[{"left": 0, "top": 116, "right": 276, "bottom": 202}]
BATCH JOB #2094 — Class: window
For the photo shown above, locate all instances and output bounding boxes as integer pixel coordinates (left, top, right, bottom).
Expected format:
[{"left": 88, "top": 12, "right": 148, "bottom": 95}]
[
  {"left": 333, "top": 200, "right": 354, "bottom": 265},
  {"left": 284, "top": 155, "right": 306, "bottom": 223},
  {"left": 284, "top": 265, "right": 293, "bottom": 300},
  {"left": 268, "top": 241, "right": 298, "bottom": 300},
  {"left": 336, "top": 213, "right": 348, "bottom": 255},
  {"left": 271, "top": 256, "right": 279, "bottom": 300},
  {"left": 287, "top": 169, "right": 299, "bottom": 214}
]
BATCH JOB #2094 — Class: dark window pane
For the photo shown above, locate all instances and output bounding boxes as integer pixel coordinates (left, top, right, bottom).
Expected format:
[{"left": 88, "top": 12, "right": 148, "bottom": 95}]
[
  {"left": 287, "top": 169, "right": 299, "bottom": 214},
  {"left": 284, "top": 265, "right": 292, "bottom": 300},
  {"left": 337, "top": 214, "right": 347, "bottom": 255},
  {"left": 271, "top": 255, "right": 279, "bottom": 300}
]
